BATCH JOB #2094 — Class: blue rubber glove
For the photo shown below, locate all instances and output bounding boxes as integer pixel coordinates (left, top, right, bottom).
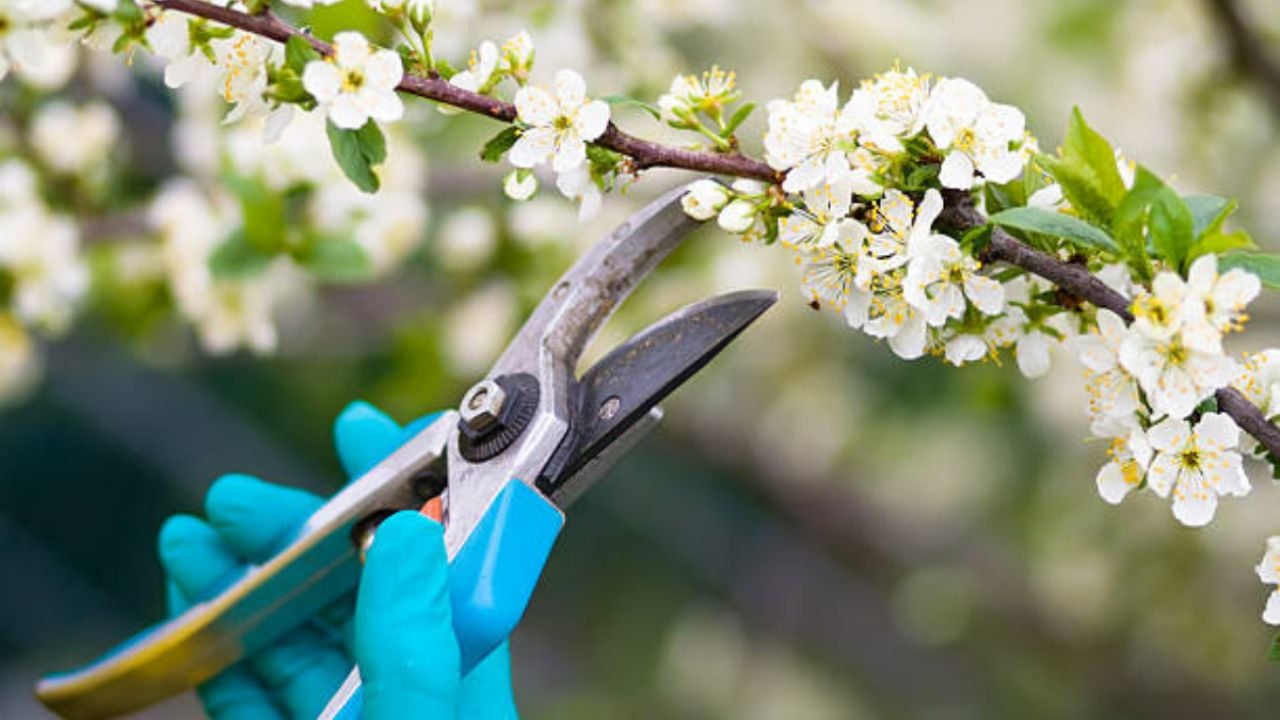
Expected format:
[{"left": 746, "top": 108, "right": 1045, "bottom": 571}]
[{"left": 156, "top": 401, "right": 519, "bottom": 719}]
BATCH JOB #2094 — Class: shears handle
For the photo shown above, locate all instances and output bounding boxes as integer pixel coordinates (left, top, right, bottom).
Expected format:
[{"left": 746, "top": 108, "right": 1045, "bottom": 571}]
[{"left": 320, "top": 478, "right": 563, "bottom": 719}]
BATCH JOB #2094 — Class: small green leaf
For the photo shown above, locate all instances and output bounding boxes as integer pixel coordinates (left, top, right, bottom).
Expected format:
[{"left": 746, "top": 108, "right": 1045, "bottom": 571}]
[
  {"left": 296, "top": 236, "right": 373, "bottom": 282},
  {"left": 960, "top": 223, "right": 993, "bottom": 255},
  {"left": 721, "top": 102, "right": 756, "bottom": 136},
  {"left": 479, "top": 126, "right": 520, "bottom": 163},
  {"left": 990, "top": 206, "right": 1118, "bottom": 254},
  {"left": 326, "top": 120, "right": 386, "bottom": 193},
  {"left": 285, "top": 35, "right": 321, "bottom": 74},
  {"left": 1185, "top": 195, "right": 1233, "bottom": 239},
  {"left": 1148, "top": 189, "right": 1194, "bottom": 271},
  {"left": 1062, "top": 107, "right": 1127, "bottom": 207},
  {"left": 1219, "top": 252, "right": 1280, "bottom": 288},
  {"left": 209, "top": 230, "right": 274, "bottom": 279},
  {"left": 1269, "top": 633, "right": 1280, "bottom": 663},
  {"left": 903, "top": 163, "right": 941, "bottom": 192},
  {"left": 1039, "top": 154, "right": 1116, "bottom": 229},
  {"left": 602, "top": 94, "right": 661, "bottom": 121}
]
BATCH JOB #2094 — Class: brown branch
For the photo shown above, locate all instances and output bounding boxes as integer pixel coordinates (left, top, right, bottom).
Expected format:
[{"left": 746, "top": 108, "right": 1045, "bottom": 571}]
[
  {"left": 939, "top": 191, "right": 1280, "bottom": 459},
  {"left": 151, "top": 0, "right": 781, "bottom": 182},
  {"left": 1204, "top": 0, "right": 1280, "bottom": 119},
  {"left": 152, "top": 0, "right": 1280, "bottom": 460}
]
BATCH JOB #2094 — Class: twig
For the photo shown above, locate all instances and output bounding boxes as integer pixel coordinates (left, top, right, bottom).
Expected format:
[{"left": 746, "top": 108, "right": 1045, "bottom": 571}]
[
  {"left": 1204, "top": 0, "right": 1280, "bottom": 118},
  {"left": 151, "top": 0, "right": 1280, "bottom": 462},
  {"left": 939, "top": 192, "right": 1280, "bottom": 458},
  {"left": 151, "top": 0, "right": 781, "bottom": 182}
]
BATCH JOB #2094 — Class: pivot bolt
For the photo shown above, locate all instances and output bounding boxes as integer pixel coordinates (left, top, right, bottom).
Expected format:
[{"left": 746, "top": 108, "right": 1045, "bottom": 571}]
[{"left": 460, "top": 379, "right": 507, "bottom": 432}]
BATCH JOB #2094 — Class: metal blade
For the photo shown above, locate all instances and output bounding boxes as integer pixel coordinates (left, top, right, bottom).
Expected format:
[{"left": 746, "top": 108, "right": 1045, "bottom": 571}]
[{"left": 536, "top": 289, "right": 778, "bottom": 504}]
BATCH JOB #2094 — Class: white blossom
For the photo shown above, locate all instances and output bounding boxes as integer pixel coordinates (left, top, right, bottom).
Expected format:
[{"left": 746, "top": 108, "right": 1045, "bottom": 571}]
[
  {"left": 1180, "top": 254, "right": 1260, "bottom": 354},
  {"left": 510, "top": 69, "right": 609, "bottom": 175},
  {"left": 923, "top": 78, "right": 1027, "bottom": 190},
  {"left": 764, "top": 80, "right": 854, "bottom": 193},
  {"left": 681, "top": 179, "right": 731, "bottom": 221},
  {"left": 555, "top": 165, "right": 601, "bottom": 221},
  {"left": 1093, "top": 414, "right": 1153, "bottom": 505},
  {"left": 1255, "top": 537, "right": 1280, "bottom": 625},
  {"left": 944, "top": 334, "right": 987, "bottom": 366},
  {"left": 1074, "top": 309, "right": 1141, "bottom": 429},
  {"left": 716, "top": 198, "right": 757, "bottom": 234},
  {"left": 1145, "top": 413, "right": 1249, "bottom": 527},
  {"left": 903, "top": 235, "right": 1004, "bottom": 327},
  {"left": 303, "top": 32, "right": 405, "bottom": 130},
  {"left": 1119, "top": 325, "right": 1236, "bottom": 421},
  {"left": 450, "top": 40, "right": 498, "bottom": 94},
  {"left": 777, "top": 179, "right": 863, "bottom": 249},
  {"left": 843, "top": 66, "right": 929, "bottom": 153}
]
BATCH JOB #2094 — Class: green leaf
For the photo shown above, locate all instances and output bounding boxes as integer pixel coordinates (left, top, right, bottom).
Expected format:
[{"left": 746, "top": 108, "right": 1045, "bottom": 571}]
[
  {"left": 990, "top": 206, "right": 1118, "bottom": 254},
  {"left": 1039, "top": 155, "right": 1115, "bottom": 229},
  {"left": 285, "top": 35, "right": 321, "bottom": 74},
  {"left": 1148, "top": 189, "right": 1194, "bottom": 271},
  {"left": 721, "top": 102, "right": 756, "bottom": 136},
  {"left": 227, "top": 176, "right": 286, "bottom": 253},
  {"left": 1062, "top": 107, "right": 1127, "bottom": 207},
  {"left": 296, "top": 236, "right": 373, "bottom": 282},
  {"left": 209, "top": 230, "right": 274, "bottom": 279},
  {"left": 960, "top": 223, "right": 993, "bottom": 255},
  {"left": 602, "top": 94, "right": 661, "bottom": 121},
  {"left": 1270, "top": 633, "right": 1280, "bottom": 663},
  {"left": 1185, "top": 195, "right": 1233, "bottom": 239},
  {"left": 1185, "top": 195, "right": 1256, "bottom": 261},
  {"left": 479, "top": 126, "right": 520, "bottom": 163},
  {"left": 1219, "top": 252, "right": 1280, "bottom": 288},
  {"left": 326, "top": 120, "right": 386, "bottom": 193}
]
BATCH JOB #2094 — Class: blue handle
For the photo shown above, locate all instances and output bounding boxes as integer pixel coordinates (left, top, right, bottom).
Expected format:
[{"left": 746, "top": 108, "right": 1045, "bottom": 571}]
[
  {"left": 328, "top": 479, "right": 562, "bottom": 718},
  {"left": 450, "top": 479, "right": 564, "bottom": 672}
]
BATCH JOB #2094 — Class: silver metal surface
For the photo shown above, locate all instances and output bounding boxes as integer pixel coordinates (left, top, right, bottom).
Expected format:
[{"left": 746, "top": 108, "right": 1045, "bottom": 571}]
[{"left": 441, "top": 182, "right": 703, "bottom": 558}]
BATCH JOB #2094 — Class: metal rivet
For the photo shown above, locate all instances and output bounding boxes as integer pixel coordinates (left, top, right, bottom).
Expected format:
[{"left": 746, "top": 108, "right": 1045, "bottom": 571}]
[{"left": 598, "top": 396, "right": 622, "bottom": 421}]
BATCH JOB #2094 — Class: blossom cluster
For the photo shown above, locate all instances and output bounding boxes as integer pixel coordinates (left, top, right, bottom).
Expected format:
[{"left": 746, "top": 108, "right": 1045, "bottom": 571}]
[{"left": 0, "top": 159, "right": 90, "bottom": 401}]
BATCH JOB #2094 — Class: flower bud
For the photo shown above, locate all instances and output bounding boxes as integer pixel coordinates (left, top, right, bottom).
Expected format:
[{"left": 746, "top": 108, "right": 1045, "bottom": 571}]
[{"left": 680, "top": 179, "right": 730, "bottom": 221}]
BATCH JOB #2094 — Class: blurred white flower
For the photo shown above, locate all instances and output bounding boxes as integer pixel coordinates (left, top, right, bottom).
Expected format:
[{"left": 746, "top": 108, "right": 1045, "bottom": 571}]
[
  {"left": 1235, "top": 350, "right": 1280, "bottom": 420},
  {"left": 0, "top": 313, "right": 38, "bottom": 405},
  {"left": 30, "top": 100, "right": 120, "bottom": 175},
  {"left": 923, "top": 78, "right": 1027, "bottom": 190},
  {"left": 510, "top": 69, "right": 610, "bottom": 174},
  {"left": 436, "top": 206, "right": 497, "bottom": 273},
  {"left": 1255, "top": 537, "right": 1280, "bottom": 625},
  {"left": 503, "top": 169, "right": 538, "bottom": 201},
  {"left": 443, "top": 283, "right": 517, "bottom": 375},
  {"left": 0, "top": 0, "right": 76, "bottom": 87},
  {"left": 304, "top": 32, "right": 405, "bottom": 130},
  {"left": 1146, "top": 413, "right": 1249, "bottom": 527}
]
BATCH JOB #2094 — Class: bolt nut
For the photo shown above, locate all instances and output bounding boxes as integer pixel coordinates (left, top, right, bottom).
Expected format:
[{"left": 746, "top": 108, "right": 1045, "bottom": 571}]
[{"left": 460, "top": 379, "right": 507, "bottom": 432}]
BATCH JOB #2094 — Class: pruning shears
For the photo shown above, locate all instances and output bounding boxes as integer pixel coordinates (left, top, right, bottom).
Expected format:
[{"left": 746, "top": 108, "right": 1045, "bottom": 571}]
[{"left": 35, "top": 181, "right": 778, "bottom": 719}]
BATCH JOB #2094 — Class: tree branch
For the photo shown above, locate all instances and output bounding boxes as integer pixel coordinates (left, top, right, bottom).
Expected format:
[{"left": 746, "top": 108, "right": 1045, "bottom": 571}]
[
  {"left": 1203, "top": 0, "right": 1280, "bottom": 119},
  {"left": 938, "top": 191, "right": 1280, "bottom": 459},
  {"left": 151, "top": 0, "right": 781, "bottom": 182},
  {"left": 151, "top": 0, "right": 1280, "bottom": 461}
]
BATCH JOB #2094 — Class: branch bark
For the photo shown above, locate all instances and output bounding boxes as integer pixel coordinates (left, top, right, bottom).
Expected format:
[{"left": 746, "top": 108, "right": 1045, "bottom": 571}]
[
  {"left": 152, "top": 0, "right": 781, "bottom": 182},
  {"left": 939, "top": 192, "right": 1280, "bottom": 459},
  {"left": 152, "top": 0, "right": 1280, "bottom": 462}
]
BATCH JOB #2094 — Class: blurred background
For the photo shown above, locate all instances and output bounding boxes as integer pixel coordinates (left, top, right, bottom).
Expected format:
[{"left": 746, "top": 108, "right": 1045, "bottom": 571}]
[{"left": 4, "top": 0, "right": 1280, "bottom": 717}]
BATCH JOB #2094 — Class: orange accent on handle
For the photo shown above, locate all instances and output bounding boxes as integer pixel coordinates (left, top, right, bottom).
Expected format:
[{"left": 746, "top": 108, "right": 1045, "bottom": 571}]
[{"left": 420, "top": 497, "right": 443, "bottom": 522}]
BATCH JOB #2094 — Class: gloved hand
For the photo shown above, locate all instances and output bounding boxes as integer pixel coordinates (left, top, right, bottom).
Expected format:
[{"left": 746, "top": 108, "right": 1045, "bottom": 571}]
[{"left": 157, "top": 401, "right": 519, "bottom": 719}]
